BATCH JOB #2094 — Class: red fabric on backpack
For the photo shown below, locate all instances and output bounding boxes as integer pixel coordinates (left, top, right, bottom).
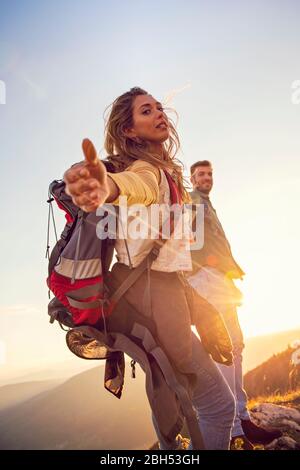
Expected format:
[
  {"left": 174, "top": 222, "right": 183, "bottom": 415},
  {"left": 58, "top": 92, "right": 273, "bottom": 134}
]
[
  {"left": 48, "top": 271, "right": 111, "bottom": 325},
  {"left": 53, "top": 196, "right": 74, "bottom": 224}
]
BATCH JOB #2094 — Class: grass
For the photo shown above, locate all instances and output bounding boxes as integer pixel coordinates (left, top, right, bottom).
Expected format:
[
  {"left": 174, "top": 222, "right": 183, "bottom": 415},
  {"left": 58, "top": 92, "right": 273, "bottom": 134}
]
[{"left": 248, "top": 388, "right": 300, "bottom": 410}]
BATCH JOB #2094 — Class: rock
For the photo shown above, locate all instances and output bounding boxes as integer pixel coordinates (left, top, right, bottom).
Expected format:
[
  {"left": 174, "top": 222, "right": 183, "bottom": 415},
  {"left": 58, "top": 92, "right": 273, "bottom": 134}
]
[
  {"left": 265, "top": 435, "right": 299, "bottom": 450},
  {"left": 251, "top": 403, "right": 300, "bottom": 427},
  {"left": 251, "top": 403, "right": 300, "bottom": 450},
  {"left": 280, "top": 418, "right": 300, "bottom": 432}
]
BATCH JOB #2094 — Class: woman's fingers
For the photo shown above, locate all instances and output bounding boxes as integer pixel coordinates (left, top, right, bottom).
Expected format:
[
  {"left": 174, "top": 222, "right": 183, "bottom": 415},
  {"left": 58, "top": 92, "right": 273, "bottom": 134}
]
[
  {"left": 79, "top": 168, "right": 90, "bottom": 178},
  {"left": 82, "top": 202, "right": 100, "bottom": 213},
  {"left": 64, "top": 162, "right": 88, "bottom": 185},
  {"left": 66, "top": 178, "right": 100, "bottom": 197},
  {"left": 82, "top": 138, "right": 98, "bottom": 166},
  {"left": 71, "top": 184, "right": 109, "bottom": 212},
  {"left": 72, "top": 195, "right": 101, "bottom": 212},
  {"left": 63, "top": 139, "right": 109, "bottom": 210},
  {"left": 64, "top": 168, "right": 81, "bottom": 184},
  {"left": 82, "top": 138, "right": 107, "bottom": 185}
]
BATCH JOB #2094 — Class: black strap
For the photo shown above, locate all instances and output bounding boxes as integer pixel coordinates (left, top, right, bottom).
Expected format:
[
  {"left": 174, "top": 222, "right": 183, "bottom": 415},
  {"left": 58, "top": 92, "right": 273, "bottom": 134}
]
[{"left": 108, "top": 240, "right": 164, "bottom": 308}]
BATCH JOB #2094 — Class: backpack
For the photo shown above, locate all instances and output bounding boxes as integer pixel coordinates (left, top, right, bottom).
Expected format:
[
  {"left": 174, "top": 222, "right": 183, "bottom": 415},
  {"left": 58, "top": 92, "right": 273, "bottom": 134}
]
[
  {"left": 46, "top": 164, "right": 183, "bottom": 331},
  {"left": 46, "top": 161, "right": 116, "bottom": 330}
]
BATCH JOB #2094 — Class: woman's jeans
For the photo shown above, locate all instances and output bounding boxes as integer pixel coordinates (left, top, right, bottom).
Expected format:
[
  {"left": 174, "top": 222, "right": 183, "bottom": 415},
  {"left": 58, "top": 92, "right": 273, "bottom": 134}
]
[{"left": 153, "top": 332, "right": 235, "bottom": 450}]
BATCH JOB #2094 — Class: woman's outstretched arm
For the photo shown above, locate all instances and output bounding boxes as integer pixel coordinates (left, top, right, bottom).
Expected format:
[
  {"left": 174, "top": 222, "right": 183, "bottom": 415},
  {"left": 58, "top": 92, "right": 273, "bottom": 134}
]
[{"left": 64, "top": 138, "right": 160, "bottom": 212}]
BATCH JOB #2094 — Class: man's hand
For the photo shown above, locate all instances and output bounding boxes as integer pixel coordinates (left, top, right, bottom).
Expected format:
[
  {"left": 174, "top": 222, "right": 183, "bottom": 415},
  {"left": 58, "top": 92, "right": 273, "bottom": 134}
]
[{"left": 64, "top": 139, "right": 109, "bottom": 212}]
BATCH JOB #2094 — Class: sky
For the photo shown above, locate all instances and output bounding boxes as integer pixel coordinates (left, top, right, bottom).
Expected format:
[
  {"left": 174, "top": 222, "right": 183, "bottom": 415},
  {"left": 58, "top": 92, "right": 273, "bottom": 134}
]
[{"left": 0, "top": 0, "right": 300, "bottom": 379}]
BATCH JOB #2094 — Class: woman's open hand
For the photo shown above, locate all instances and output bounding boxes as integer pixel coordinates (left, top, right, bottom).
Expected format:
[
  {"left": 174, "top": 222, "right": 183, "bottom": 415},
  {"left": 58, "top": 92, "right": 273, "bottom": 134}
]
[{"left": 63, "top": 139, "right": 109, "bottom": 212}]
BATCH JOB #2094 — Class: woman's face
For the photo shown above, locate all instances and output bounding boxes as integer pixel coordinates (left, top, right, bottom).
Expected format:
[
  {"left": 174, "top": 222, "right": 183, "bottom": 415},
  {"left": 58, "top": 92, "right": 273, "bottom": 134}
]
[{"left": 125, "top": 94, "right": 169, "bottom": 144}]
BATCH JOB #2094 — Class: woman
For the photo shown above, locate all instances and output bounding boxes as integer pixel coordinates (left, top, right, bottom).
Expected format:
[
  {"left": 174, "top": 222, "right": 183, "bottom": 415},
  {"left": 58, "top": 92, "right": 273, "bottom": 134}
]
[{"left": 64, "top": 87, "right": 235, "bottom": 449}]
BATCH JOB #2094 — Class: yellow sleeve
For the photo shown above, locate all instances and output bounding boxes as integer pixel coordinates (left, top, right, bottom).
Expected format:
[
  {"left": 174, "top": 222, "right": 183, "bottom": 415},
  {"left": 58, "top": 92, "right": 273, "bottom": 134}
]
[{"left": 108, "top": 160, "right": 161, "bottom": 206}]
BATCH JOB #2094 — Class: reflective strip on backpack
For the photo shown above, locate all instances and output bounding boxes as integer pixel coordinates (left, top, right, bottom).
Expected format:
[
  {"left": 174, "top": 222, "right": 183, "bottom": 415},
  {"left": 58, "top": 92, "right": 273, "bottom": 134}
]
[{"left": 54, "top": 257, "right": 102, "bottom": 279}]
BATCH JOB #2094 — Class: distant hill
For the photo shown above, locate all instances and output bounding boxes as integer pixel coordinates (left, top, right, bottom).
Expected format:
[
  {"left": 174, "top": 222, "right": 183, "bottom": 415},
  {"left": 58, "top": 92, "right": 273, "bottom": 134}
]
[
  {"left": 0, "top": 365, "right": 156, "bottom": 450},
  {"left": 0, "top": 380, "right": 62, "bottom": 412},
  {"left": 244, "top": 345, "right": 299, "bottom": 398},
  {"left": 243, "top": 328, "right": 300, "bottom": 373},
  {"left": 0, "top": 358, "right": 100, "bottom": 387}
]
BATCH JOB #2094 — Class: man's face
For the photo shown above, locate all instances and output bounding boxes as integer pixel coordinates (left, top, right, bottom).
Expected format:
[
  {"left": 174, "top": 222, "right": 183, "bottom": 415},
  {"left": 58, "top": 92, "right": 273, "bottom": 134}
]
[{"left": 191, "top": 165, "right": 213, "bottom": 194}]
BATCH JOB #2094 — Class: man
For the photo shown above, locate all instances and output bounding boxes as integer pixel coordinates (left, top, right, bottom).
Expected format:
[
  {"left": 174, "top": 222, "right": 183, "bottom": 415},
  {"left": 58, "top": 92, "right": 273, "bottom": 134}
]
[{"left": 188, "top": 160, "right": 282, "bottom": 450}]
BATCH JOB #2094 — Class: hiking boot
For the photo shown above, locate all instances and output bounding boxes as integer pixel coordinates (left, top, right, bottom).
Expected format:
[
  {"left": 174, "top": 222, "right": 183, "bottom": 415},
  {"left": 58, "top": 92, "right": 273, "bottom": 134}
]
[
  {"left": 230, "top": 435, "right": 254, "bottom": 450},
  {"left": 175, "top": 434, "right": 191, "bottom": 450},
  {"left": 241, "top": 419, "right": 282, "bottom": 444}
]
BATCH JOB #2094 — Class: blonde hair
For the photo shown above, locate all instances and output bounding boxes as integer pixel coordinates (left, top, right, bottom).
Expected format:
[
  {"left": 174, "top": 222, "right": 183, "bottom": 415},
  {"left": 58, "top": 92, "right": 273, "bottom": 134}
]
[{"left": 103, "top": 87, "right": 189, "bottom": 200}]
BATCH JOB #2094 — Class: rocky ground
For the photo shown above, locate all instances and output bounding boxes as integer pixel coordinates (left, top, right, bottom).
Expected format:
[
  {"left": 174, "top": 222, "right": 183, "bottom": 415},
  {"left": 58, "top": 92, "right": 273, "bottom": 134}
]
[
  {"left": 150, "top": 391, "right": 300, "bottom": 450},
  {"left": 250, "top": 400, "right": 300, "bottom": 450}
]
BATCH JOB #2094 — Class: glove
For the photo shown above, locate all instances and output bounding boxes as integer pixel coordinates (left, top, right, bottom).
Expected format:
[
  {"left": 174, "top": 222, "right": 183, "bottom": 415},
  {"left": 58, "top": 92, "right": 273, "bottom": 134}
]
[{"left": 182, "top": 277, "right": 233, "bottom": 366}]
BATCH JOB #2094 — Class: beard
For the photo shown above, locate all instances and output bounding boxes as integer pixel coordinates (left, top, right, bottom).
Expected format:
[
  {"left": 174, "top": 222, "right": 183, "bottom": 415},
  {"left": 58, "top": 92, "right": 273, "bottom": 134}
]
[{"left": 196, "top": 183, "right": 212, "bottom": 194}]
